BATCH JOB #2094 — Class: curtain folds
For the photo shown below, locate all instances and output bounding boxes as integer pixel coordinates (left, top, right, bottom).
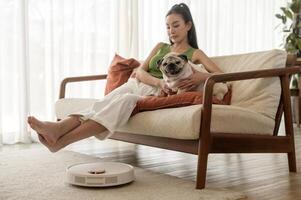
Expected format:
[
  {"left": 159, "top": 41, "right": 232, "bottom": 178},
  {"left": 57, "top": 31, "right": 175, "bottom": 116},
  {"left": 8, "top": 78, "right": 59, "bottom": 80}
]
[{"left": 0, "top": 0, "right": 287, "bottom": 144}]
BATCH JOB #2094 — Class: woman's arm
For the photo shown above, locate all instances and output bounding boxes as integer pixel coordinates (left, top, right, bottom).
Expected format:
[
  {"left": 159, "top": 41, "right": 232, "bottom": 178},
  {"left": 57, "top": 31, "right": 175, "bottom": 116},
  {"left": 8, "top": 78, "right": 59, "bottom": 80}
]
[
  {"left": 135, "top": 42, "right": 172, "bottom": 93},
  {"left": 135, "top": 42, "right": 163, "bottom": 87},
  {"left": 192, "top": 49, "right": 223, "bottom": 73}
]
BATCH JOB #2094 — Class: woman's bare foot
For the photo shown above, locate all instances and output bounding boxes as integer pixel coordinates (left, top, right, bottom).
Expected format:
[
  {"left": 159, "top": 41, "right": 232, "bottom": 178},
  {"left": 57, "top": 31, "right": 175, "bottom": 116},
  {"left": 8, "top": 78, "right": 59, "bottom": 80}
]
[
  {"left": 27, "top": 116, "right": 63, "bottom": 145},
  {"left": 38, "top": 135, "right": 62, "bottom": 153}
]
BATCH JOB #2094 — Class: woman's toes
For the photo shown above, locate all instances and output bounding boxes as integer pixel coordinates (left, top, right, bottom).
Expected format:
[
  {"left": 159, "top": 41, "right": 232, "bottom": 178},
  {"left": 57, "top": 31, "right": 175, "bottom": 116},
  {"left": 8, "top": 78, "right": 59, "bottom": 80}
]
[
  {"left": 27, "top": 116, "right": 40, "bottom": 130},
  {"left": 30, "top": 116, "right": 41, "bottom": 126},
  {"left": 27, "top": 116, "right": 33, "bottom": 126},
  {"left": 27, "top": 116, "right": 60, "bottom": 145}
]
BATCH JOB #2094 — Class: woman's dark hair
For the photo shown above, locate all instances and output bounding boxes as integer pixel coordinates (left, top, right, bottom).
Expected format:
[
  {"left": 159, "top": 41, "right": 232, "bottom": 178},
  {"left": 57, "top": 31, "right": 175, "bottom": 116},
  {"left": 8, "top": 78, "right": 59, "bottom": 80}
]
[{"left": 166, "top": 3, "right": 199, "bottom": 49}]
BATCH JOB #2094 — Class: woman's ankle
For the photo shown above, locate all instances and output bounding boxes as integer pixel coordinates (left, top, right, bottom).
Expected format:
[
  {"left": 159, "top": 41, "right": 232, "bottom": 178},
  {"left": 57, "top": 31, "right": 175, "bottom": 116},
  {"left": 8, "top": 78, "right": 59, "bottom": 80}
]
[
  {"left": 58, "top": 116, "right": 81, "bottom": 134},
  {"left": 69, "top": 115, "right": 82, "bottom": 125}
]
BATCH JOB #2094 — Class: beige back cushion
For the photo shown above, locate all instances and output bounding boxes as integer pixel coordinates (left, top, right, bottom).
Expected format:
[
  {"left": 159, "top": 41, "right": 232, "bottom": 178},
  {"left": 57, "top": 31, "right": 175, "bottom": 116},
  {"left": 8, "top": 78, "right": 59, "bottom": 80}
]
[{"left": 210, "top": 49, "right": 287, "bottom": 119}]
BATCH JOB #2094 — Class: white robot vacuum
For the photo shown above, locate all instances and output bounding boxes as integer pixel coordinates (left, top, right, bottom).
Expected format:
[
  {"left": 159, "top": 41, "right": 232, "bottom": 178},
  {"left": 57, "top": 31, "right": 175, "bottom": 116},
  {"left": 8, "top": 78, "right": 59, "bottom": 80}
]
[{"left": 66, "top": 162, "right": 134, "bottom": 187}]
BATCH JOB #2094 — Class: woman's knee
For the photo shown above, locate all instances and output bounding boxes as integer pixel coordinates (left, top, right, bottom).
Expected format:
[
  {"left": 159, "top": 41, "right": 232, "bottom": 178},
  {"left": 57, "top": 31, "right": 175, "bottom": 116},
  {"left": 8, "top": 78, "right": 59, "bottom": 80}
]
[{"left": 119, "top": 93, "right": 140, "bottom": 101}]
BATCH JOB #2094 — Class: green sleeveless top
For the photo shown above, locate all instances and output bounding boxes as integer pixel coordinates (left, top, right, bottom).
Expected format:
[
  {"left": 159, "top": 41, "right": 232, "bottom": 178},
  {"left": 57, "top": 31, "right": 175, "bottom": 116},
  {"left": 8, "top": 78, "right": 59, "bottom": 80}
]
[{"left": 148, "top": 43, "right": 196, "bottom": 79}]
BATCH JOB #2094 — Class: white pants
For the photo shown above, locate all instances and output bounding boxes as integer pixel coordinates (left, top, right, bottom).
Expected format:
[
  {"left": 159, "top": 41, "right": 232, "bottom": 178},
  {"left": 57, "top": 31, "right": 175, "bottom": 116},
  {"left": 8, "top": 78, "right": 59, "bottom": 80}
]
[{"left": 70, "top": 78, "right": 161, "bottom": 139}]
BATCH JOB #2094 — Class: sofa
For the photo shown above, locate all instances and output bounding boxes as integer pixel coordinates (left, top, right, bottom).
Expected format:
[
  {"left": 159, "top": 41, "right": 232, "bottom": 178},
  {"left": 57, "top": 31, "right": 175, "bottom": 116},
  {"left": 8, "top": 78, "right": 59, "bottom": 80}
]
[{"left": 55, "top": 49, "right": 300, "bottom": 189}]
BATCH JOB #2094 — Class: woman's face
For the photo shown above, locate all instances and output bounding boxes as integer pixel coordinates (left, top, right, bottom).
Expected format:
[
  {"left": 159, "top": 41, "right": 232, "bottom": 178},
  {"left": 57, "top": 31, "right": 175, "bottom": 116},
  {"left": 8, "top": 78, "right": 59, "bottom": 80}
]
[{"left": 166, "top": 13, "right": 191, "bottom": 44}]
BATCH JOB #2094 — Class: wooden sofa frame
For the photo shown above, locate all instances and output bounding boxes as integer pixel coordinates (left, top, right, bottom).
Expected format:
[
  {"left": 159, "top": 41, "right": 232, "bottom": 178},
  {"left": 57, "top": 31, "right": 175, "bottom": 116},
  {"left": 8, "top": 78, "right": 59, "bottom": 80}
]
[{"left": 58, "top": 56, "right": 300, "bottom": 189}]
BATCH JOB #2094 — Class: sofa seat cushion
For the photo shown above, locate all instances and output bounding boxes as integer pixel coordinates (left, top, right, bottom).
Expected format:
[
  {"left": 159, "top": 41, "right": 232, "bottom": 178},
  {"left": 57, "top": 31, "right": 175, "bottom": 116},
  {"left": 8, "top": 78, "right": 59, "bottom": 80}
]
[{"left": 55, "top": 98, "right": 275, "bottom": 140}]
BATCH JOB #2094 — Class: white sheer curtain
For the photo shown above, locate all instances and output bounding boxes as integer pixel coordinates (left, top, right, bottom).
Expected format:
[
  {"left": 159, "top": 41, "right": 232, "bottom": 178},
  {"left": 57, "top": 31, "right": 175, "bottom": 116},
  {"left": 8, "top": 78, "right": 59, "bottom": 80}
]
[
  {"left": 0, "top": 0, "right": 287, "bottom": 144},
  {"left": 0, "top": 0, "right": 129, "bottom": 144},
  {"left": 137, "top": 0, "right": 287, "bottom": 58},
  {"left": 191, "top": 0, "right": 287, "bottom": 56},
  {"left": 0, "top": 0, "right": 31, "bottom": 144}
]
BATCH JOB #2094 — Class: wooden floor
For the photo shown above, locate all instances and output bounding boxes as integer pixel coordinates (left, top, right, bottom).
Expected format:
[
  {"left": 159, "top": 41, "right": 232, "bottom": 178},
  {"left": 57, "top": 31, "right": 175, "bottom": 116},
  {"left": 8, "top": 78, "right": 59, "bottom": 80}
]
[{"left": 3, "top": 123, "right": 301, "bottom": 199}]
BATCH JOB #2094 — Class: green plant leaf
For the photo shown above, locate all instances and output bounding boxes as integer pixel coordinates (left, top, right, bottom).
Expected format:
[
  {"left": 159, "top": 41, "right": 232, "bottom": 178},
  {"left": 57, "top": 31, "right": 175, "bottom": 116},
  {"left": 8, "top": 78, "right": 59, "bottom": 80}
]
[
  {"left": 286, "top": 43, "right": 298, "bottom": 53},
  {"left": 275, "top": 14, "right": 283, "bottom": 19},
  {"left": 296, "top": 38, "right": 301, "bottom": 49},
  {"left": 291, "top": 76, "right": 298, "bottom": 88},
  {"left": 282, "top": 16, "right": 287, "bottom": 24},
  {"left": 287, "top": 32, "right": 296, "bottom": 41},
  {"left": 283, "top": 8, "right": 293, "bottom": 19},
  {"left": 290, "top": 1, "right": 300, "bottom": 13},
  {"left": 277, "top": 1, "right": 301, "bottom": 55},
  {"left": 286, "top": 35, "right": 290, "bottom": 43}
]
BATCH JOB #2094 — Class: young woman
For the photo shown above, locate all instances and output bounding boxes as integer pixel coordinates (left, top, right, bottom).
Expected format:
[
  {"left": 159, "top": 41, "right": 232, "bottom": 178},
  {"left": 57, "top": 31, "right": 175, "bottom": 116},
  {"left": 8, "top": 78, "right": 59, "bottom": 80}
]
[{"left": 28, "top": 3, "right": 222, "bottom": 152}]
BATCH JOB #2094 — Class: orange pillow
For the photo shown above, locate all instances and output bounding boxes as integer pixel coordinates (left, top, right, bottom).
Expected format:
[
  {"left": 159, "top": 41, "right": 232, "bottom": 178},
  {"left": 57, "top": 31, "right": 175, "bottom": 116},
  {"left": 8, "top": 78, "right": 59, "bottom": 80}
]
[
  {"left": 105, "top": 54, "right": 140, "bottom": 95},
  {"left": 131, "top": 89, "right": 232, "bottom": 116}
]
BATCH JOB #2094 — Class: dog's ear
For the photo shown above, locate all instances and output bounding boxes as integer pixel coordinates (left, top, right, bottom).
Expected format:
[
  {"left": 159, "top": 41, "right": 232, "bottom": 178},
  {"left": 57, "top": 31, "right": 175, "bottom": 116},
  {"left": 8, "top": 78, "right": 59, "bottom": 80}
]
[
  {"left": 156, "top": 59, "right": 163, "bottom": 68},
  {"left": 178, "top": 54, "right": 188, "bottom": 62}
]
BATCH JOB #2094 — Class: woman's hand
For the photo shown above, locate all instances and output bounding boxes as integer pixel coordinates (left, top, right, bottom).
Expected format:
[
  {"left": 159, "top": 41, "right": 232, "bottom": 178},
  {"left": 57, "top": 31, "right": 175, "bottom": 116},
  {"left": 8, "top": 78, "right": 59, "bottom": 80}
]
[
  {"left": 176, "top": 70, "right": 209, "bottom": 91},
  {"left": 158, "top": 80, "right": 174, "bottom": 95}
]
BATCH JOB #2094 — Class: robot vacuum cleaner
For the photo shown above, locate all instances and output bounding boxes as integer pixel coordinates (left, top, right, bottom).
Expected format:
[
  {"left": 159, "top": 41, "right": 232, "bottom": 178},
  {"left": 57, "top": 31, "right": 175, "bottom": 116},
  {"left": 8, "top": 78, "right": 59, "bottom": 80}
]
[{"left": 66, "top": 162, "right": 134, "bottom": 187}]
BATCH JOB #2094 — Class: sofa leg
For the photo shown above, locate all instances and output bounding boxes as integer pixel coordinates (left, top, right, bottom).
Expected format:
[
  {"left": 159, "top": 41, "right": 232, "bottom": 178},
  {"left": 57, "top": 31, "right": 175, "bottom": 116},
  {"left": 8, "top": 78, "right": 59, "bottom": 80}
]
[
  {"left": 196, "top": 149, "right": 209, "bottom": 189},
  {"left": 288, "top": 152, "right": 297, "bottom": 172},
  {"left": 281, "top": 75, "right": 297, "bottom": 172}
]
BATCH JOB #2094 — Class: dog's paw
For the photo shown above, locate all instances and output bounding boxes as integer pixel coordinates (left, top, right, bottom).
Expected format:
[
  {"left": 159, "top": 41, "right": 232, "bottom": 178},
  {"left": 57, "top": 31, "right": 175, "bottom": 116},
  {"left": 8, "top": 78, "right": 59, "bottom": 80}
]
[
  {"left": 159, "top": 90, "right": 168, "bottom": 97},
  {"left": 215, "top": 93, "right": 225, "bottom": 101}
]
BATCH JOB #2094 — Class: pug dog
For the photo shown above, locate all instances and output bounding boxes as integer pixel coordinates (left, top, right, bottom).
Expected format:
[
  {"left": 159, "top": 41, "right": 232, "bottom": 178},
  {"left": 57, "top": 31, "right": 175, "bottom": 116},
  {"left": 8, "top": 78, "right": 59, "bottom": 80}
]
[{"left": 157, "top": 52, "right": 229, "bottom": 101}]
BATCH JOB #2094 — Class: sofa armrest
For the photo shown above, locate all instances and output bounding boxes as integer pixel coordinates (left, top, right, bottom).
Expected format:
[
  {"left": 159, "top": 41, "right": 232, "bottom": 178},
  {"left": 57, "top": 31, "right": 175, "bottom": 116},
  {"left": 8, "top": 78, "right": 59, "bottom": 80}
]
[
  {"left": 200, "top": 66, "right": 301, "bottom": 139},
  {"left": 205, "top": 66, "right": 300, "bottom": 84},
  {"left": 59, "top": 74, "right": 107, "bottom": 99},
  {"left": 203, "top": 66, "right": 301, "bottom": 107}
]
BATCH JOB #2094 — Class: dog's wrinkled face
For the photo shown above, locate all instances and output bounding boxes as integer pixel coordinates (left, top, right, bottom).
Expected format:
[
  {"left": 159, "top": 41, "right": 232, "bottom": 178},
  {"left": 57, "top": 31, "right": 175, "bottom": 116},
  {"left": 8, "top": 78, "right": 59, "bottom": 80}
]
[{"left": 157, "top": 53, "right": 188, "bottom": 77}]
